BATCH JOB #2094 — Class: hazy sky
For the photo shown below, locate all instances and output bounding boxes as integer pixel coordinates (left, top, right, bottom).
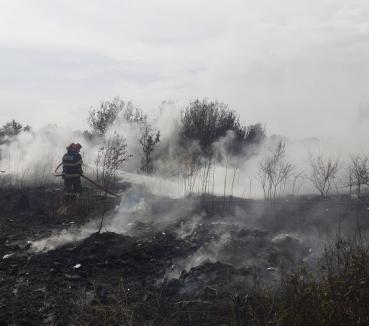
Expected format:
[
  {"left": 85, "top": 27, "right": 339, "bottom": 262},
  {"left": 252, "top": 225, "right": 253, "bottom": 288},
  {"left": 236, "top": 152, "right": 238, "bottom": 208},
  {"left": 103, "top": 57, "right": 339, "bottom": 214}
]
[{"left": 1, "top": 0, "right": 369, "bottom": 139}]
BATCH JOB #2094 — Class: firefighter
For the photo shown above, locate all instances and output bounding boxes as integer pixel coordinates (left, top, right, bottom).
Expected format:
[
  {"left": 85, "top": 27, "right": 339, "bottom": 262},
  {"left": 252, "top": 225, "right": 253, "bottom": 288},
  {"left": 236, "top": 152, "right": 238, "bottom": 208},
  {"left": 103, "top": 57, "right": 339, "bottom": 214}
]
[{"left": 62, "top": 143, "right": 83, "bottom": 200}]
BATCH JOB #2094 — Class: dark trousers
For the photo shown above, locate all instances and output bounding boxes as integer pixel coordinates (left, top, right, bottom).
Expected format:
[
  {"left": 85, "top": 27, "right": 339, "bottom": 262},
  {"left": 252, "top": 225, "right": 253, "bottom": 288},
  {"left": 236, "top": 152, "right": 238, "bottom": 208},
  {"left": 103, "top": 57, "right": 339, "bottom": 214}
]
[{"left": 64, "top": 177, "right": 82, "bottom": 200}]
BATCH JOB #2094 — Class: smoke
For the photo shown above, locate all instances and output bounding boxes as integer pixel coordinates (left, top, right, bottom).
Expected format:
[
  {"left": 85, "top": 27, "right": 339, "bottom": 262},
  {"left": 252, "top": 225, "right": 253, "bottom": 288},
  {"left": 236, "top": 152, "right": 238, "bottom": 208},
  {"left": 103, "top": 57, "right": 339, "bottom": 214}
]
[
  {"left": 30, "top": 223, "right": 97, "bottom": 252},
  {"left": 3, "top": 99, "right": 369, "bottom": 286},
  {"left": 1, "top": 98, "right": 367, "bottom": 198},
  {"left": 29, "top": 184, "right": 197, "bottom": 252},
  {"left": 27, "top": 154, "right": 369, "bottom": 292},
  {"left": 0, "top": 125, "right": 84, "bottom": 187}
]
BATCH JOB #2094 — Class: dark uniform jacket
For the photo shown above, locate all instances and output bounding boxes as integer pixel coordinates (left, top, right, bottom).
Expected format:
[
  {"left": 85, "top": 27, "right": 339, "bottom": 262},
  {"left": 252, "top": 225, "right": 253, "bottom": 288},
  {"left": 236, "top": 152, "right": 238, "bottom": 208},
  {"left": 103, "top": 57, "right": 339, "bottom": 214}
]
[{"left": 62, "top": 150, "right": 83, "bottom": 177}]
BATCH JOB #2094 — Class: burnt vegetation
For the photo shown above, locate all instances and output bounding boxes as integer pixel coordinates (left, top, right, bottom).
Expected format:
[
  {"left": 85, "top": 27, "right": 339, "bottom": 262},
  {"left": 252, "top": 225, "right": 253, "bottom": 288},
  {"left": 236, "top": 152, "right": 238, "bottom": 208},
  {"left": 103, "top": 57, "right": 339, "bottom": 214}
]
[{"left": 1, "top": 97, "right": 369, "bottom": 325}]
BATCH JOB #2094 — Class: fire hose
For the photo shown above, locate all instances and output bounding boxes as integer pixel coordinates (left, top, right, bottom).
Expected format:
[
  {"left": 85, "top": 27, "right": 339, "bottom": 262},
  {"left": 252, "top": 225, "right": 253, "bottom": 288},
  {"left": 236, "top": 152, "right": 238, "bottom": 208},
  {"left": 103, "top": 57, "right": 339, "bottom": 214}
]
[
  {"left": 54, "top": 162, "right": 63, "bottom": 175},
  {"left": 53, "top": 164, "right": 119, "bottom": 198}
]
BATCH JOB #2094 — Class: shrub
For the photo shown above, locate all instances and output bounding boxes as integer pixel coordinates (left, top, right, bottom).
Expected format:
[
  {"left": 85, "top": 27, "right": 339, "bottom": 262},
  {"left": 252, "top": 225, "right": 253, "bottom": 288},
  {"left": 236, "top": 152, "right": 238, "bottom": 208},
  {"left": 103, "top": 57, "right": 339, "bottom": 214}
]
[
  {"left": 241, "top": 238, "right": 369, "bottom": 325},
  {"left": 0, "top": 120, "right": 30, "bottom": 144},
  {"left": 139, "top": 122, "right": 160, "bottom": 174},
  {"left": 88, "top": 97, "right": 146, "bottom": 136},
  {"left": 180, "top": 99, "right": 265, "bottom": 159},
  {"left": 94, "top": 132, "right": 132, "bottom": 188}
]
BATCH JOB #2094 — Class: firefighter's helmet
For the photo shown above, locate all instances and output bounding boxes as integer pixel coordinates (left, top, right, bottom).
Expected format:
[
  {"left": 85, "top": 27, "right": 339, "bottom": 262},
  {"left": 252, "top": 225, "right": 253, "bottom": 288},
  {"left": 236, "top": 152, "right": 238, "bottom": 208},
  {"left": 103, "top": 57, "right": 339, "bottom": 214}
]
[{"left": 75, "top": 143, "right": 82, "bottom": 152}]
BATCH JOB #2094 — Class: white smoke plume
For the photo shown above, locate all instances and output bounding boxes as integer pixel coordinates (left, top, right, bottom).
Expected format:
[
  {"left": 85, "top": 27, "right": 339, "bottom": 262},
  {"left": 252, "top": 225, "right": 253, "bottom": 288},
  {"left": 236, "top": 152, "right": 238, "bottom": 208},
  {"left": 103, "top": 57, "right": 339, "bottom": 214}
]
[{"left": 1, "top": 99, "right": 368, "bottom": 198}]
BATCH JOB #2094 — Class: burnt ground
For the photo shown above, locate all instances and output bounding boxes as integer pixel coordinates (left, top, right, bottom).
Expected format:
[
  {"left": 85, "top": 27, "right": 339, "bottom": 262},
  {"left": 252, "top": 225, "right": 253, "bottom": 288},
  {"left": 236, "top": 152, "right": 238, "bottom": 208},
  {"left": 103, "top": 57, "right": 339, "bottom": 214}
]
[{"left": 1, "top": 184, "right": 369, "bottom": 325}]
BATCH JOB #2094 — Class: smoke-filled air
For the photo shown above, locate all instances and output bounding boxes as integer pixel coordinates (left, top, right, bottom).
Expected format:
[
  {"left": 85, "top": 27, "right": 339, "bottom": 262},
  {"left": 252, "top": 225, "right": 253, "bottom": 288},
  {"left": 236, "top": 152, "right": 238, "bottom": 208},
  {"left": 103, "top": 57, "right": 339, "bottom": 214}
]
[{"left": 2, "top": 1, "right": 369, "bottom": 325}]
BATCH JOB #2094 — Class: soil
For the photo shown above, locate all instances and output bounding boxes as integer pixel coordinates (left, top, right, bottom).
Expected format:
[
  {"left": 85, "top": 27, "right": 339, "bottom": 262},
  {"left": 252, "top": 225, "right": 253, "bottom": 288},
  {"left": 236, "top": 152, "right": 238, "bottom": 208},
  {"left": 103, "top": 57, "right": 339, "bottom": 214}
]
[{"left": 1, "top": 185, "right": 369, "bottom": 325}]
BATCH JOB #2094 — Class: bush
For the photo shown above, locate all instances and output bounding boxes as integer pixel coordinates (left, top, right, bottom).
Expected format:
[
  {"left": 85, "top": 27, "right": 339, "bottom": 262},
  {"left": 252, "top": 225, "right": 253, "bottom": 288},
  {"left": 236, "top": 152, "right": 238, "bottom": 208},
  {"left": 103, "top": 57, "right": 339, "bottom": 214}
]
[
  {"left": 88, "top": 97, "right": 146, "bottom": 136},
  {"left": 139, "top": 122, "right": 160, "bottom": 174},
  {"left": 94, "top": 132, "right": 132, "bottom": 188},
  {"left": 241, "top": 238, "right": 369, "bottom": 325},
  {"left": 180, "top": 99, "right": 265, "bottom": 159},
  {"left": 88, "top": 98, "right": 125, "bottom": 135},
  {"left": 0, "top": 120, "right": 30, "bottom": 144}
]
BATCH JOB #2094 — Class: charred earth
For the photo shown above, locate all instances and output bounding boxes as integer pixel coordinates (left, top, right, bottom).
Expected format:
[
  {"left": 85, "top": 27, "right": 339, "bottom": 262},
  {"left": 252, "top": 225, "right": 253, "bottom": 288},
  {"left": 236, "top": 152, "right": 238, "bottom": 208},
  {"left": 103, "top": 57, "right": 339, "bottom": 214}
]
[{"left": 1, "top": 184, "right": 369, "bottom": 325}]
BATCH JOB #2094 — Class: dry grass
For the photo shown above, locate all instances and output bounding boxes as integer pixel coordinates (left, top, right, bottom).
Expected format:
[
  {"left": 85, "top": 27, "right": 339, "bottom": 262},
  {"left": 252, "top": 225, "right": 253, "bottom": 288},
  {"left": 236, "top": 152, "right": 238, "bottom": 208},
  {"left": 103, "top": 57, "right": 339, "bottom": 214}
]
[
  {"left": 71, "top": 237, "right": 369, "bottom": 326},
  {"left": 238, "top": 238, "right": 369, "bottom": 326}
]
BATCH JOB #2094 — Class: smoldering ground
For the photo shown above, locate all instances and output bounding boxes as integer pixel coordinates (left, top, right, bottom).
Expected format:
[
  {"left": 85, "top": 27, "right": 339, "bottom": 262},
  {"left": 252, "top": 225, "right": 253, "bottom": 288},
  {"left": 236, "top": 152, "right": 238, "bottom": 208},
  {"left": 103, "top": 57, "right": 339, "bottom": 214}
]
[{"left": 29, "top": 176, "right": 369, "bottom": 290}]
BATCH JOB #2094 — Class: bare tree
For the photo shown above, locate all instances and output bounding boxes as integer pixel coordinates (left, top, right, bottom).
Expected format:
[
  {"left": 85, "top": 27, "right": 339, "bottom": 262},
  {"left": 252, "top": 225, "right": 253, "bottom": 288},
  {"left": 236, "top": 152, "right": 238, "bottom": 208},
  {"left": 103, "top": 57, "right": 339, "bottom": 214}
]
[
  {"left": 346, "top": 154, "right": 369, "bottom": 195},
  {"left": 180, "top": 157, "right": 201, "bottom": 195},
  {"left": 94, "top": 132, "right": 131, "bottom": 234},
  {"left": 343, "top": 165, "right": 355, "bottom": 195},
  {"left": 95, "top": 132, "right": 132, "bottom": 189},
  {"left": 139, "top": 123, "right": 160, "bottom": 174},
  {"left": 258, "top": 141, "right": 294, "bottom": 199},
  {"left": 179, "top": 157, "right": 215, "bottom": 196},
  {"left": 291, "top": 170, "right": 305, "bottom": 195},
  {"left": 120, "top": 102, "right": 146, "bottom": 124},
  {"left": 309, "top": 153, "right": 340, "bottom": 198}
]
